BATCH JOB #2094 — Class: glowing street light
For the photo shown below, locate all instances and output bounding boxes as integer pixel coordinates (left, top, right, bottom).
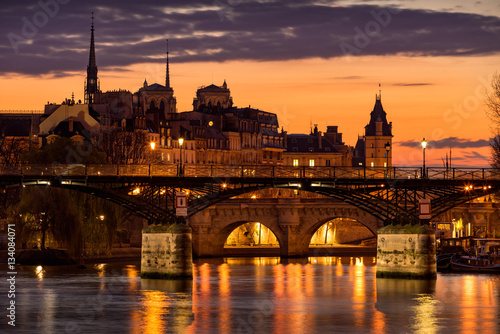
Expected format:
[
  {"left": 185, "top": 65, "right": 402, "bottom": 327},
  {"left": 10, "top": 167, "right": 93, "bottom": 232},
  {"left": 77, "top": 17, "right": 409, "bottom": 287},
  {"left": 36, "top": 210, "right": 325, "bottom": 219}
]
[
  {"left": 179, "top": 137, "right": 184, "bottom": 176},
  {"left": 150, "top": 141, "right": 156, "bottom": 150},
  {"left": 421, "top": 138, "right": 427, "bottom": 178}
]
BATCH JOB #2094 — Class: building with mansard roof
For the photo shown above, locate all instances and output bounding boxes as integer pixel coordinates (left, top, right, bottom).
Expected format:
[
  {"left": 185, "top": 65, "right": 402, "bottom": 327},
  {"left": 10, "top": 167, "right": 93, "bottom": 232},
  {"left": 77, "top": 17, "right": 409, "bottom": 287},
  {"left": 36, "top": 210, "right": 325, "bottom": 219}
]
[{"left": 284, "top": 125, "right": 352, "bottom": 167}]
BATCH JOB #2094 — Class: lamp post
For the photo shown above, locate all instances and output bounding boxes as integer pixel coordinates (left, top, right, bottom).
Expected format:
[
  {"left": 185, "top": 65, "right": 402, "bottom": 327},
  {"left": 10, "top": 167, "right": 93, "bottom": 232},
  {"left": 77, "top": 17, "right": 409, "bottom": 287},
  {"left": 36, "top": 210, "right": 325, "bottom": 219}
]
[
  {"left": 385, "top": 142, "right": 390, "bottom": 176},
  {"left": 421, "top": 138, "right": 427, "bottom": 178},
  {"left": 179, "top": 137, "right": 184, "bottom": 176}
]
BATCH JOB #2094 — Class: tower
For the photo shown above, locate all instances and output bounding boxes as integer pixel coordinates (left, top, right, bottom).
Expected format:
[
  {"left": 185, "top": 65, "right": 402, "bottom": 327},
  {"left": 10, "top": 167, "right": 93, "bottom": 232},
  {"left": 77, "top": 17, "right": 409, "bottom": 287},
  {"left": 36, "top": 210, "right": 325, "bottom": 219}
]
[
  {"left": 84, "top": 12, "right": 100, "bottom": 104},
  {"left": 364, "top": 91, "right": 393, "bottom": 167},
  {"left": 166, "top": 39, "right": 170, "bottom": 89}
]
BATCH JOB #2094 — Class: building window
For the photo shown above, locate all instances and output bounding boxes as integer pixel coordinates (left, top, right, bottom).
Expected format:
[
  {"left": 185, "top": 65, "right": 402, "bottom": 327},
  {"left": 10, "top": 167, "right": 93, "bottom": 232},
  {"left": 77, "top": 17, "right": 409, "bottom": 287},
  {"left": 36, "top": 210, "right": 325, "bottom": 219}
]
[
  {"left": 384, "top": 153, "right": 387, "bottom": 158},
  {"left": 309, "top": 159, "right": 315, "bottom": 167},
  {"left": 371, "top": 143, "right": 374, "bottom": 148},
  {"left": 384, "top": 162, "right": 387, "bottom": 167},
  {"left": 309, "top": 148, "right": 314, "bottom": 152},
  {"left": 370, "top": 162, "right": 374, "bottom": 167},
  {"left": 293, "top": 147, "right": 298, "bottom": 152},
  {"left": 293, "top": 159, "right": 299, "bottom": 167},
  {"left": 291, "top": 138, "right": 297, "bottom": 143},
  {"left": 326, "top": 160, "right": 331, "bottom": 167},
  {"left": 371, "top": 153, "right": 374, "bottom": 158}
]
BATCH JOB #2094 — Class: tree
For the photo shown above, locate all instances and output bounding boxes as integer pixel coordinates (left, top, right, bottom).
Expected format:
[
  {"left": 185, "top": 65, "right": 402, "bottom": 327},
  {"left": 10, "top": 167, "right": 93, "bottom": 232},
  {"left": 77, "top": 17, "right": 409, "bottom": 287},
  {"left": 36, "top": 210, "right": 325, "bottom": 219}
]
[
  {"left": 24, "top": 136, "right": 105, "bottom": 165},
  {"left": 94, "top": 128, "right": 151, "bottom": 164},
  {"left": 486, "top": 73, "right": 500, "bottom": 168},
  {"left": 16, "top": 187, "right": 82, "bottom": 254}
]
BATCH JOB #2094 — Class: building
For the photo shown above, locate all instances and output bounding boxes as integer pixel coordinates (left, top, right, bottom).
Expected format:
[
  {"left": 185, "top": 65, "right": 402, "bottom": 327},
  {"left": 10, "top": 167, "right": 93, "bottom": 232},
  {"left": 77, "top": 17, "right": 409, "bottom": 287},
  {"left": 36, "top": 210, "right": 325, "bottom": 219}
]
[
  {"left": 353, "top": 93, "right": 393, "bottom": 167},
  {"left": 284, "top": 125, "right": 352, "bottom": 167}
]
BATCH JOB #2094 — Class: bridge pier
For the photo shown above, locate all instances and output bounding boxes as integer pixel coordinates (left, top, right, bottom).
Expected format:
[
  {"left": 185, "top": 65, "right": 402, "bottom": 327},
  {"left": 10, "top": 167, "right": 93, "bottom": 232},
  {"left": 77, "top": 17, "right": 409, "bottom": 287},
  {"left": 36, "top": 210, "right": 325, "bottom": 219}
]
[
  {"left": 140, "top": 223, "right": 193, "bottom": 279},
  {"left": 279, "top": 224, "right": 309, "bottom": 257},
  {"left": 376, "top": 223, "right": 436, "bottom": 279}
]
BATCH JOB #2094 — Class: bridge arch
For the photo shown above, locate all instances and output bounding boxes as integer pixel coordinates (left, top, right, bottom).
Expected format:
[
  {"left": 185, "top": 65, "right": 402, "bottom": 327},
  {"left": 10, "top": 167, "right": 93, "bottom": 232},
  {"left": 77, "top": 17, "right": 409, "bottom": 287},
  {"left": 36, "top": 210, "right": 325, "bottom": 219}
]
[{"left": 306, "top": 217, "right": 376, "bottom": 247}]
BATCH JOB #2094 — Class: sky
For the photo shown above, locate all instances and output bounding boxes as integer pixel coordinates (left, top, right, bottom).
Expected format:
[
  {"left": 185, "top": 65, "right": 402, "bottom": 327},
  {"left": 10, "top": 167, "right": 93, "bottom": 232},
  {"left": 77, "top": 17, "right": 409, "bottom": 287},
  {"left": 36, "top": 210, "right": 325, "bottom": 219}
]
[{"left": 1, "top": 0, "right": 499, "bottom": 167}]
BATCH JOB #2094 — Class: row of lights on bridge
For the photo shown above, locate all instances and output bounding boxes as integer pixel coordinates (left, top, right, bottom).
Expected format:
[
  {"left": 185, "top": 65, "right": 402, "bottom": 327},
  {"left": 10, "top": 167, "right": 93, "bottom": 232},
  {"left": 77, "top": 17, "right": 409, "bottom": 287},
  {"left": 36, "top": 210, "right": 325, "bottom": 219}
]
[{"left": 464, "top": 185, "right": 492, "bottom": 191}]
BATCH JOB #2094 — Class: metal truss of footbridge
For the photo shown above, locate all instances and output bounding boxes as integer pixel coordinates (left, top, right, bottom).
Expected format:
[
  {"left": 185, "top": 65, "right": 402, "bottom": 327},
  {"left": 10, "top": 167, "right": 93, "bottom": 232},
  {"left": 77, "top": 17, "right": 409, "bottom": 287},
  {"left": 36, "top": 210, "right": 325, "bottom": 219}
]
[{"left": 1, "top": 164, "right": 499, "bottom": 224}]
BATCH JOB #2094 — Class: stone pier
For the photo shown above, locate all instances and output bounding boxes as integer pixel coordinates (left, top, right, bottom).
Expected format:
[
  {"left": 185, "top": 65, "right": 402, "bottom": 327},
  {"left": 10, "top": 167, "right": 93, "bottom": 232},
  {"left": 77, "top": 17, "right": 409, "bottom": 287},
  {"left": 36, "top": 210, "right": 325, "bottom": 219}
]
[
  {"left": 376, "top": 223, "right": 436, "bottom": 279},
  {"left": 141, "top": 224, "right": 193, "bottom": 279}
]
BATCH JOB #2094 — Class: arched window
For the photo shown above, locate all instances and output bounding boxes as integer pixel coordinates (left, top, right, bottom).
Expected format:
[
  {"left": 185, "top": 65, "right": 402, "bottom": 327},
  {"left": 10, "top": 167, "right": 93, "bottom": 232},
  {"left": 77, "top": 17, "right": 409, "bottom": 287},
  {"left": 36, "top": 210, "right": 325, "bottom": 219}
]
[
  {"left": 149, "top": 100, "right": 156, "bottom": 110},
  {"left": 160, "top": 100, "right": 165, "bottom": 111}
]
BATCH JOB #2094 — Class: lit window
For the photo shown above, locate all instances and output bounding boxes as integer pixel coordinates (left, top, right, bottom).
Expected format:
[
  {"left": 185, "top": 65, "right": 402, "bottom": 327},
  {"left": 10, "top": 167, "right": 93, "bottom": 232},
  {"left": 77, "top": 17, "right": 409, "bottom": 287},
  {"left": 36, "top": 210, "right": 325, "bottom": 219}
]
[
  {"left": 370, "top": 162, "right": 374, "bottom": 167},
  {"left": 309, "top": 159, "right": 315, "bottom": 167},
  {"left": 384, "top": 162, "right": 387, "bottom": 167},
  {"left": 293, "top": 159, "right": 299, "bottom": 166}
]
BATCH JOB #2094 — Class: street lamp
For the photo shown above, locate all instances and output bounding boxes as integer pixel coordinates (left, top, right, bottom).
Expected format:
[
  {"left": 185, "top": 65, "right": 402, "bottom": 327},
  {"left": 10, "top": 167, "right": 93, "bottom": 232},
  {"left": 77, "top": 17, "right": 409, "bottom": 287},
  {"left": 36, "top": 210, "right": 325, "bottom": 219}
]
[
  {"left": 179, "top": 137, "right": 184, "bottom": 176},
  {"left": 150, "top": 141, "right": 156, "bottom": 150},
  {"left": 385, "top": 142, "right": 390, "bottom": 178},
  {"left": 421, "top": 138, "right": 427, "bottom": 178},
  {"left": 385, "top": 142, "right": 390, "bottom": 166}
]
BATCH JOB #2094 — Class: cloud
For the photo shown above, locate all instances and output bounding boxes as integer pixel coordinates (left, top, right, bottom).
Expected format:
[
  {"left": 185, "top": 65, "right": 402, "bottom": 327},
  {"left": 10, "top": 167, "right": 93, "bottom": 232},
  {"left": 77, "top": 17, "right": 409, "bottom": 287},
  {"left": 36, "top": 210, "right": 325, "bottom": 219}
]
[
  {"left": 0, "top": 0, "right": 499, "bottom": 76},
  {"left": 335, "top": 76, "right": 364, "bottom": 80},
  {"left": 462, "top": 150, "right": 489, "bottom": 160},
  {"left": 392, "top": 83, "right": 433, "bottom": 86},
  {"left": 396, "top": 137, "right": 491, "bottom": 149}
]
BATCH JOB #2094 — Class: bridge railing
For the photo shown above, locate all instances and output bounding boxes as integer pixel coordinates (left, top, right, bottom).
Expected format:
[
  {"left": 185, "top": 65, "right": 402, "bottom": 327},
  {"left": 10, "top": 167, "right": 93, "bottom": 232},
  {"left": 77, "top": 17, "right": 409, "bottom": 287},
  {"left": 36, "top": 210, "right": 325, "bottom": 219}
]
[
  {"left": 2, "top": 164, "right": 500, "bottom": 181},
  {"left": 427, "top": 168, "right": 500, "bottom": 180}
]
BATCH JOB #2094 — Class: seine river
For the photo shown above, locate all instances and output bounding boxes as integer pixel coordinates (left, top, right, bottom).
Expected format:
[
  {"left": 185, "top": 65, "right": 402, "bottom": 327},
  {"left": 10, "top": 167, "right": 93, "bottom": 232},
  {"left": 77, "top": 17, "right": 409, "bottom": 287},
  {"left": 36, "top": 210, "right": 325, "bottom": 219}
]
[{"left": 8, "top": 256, "right": 500, "bottom": 333}]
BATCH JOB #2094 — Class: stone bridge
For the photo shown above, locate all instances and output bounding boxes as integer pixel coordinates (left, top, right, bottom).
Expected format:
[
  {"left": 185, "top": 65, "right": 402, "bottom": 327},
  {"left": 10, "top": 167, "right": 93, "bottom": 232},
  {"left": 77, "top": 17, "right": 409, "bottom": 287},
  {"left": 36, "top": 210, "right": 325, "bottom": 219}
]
[{"left": 188, "top": 198, "right": 382, "bottom": 257}]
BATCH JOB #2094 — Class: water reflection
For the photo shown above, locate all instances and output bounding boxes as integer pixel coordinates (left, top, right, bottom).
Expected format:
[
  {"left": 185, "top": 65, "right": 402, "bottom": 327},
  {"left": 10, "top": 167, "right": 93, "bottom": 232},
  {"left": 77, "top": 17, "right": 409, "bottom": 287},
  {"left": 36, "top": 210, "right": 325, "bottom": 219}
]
[
  {"left": 137, "top": 279, "right": 194, "bottom": 333},
  {"left": 13, "top": 258, "right": 500, "bottom": 333}
]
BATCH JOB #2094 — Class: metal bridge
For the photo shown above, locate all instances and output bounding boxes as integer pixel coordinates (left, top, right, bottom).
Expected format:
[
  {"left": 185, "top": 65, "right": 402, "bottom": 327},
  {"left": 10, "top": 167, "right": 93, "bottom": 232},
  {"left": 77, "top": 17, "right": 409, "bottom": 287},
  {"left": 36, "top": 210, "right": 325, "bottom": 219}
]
[{"left": 1, "top": 164, "right": 499, "bottom": 224}]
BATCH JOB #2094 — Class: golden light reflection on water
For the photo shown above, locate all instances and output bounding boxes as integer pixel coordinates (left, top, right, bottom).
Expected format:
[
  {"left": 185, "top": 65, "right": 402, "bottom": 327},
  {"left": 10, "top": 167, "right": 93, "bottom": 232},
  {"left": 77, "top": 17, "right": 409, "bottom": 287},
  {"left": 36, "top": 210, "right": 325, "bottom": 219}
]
[
  {"left": 183, "top": 257, "right": 499, "bottom": 333},
  {"left": 351, "top": 258, "right": 366, "bottom": 328},
  {"left": 35, "top": 265, "right": 45, "bottom": 280},
  {"left": 141, "top": 290, "right": 169, "bottom": 333},
  {"left": 225, "top": 257, "right": 280, "bottom": 266},
  {"left": 218, "top": 263, "right": 231, "bottom": 334},
  {"left": 410, "top": 294, "right": 440, "bottom": 334}
]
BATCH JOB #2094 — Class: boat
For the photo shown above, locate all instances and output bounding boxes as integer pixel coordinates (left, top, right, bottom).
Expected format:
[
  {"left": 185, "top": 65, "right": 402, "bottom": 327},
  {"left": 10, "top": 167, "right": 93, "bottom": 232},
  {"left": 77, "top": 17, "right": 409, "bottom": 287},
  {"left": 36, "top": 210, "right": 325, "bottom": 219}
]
[
  {"left": 436, "top": 253, "right": 454, "bottom": 271},
  {"left": 450, "top": 254, "right": 500, "bottom": 273}
]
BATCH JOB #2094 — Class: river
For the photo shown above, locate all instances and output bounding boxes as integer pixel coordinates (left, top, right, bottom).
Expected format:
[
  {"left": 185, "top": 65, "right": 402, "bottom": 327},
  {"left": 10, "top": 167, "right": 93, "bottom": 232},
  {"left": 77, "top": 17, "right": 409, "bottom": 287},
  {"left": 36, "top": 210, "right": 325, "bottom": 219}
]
[{"left": 7, "top": 256, "right": 500, "bottom": 333}]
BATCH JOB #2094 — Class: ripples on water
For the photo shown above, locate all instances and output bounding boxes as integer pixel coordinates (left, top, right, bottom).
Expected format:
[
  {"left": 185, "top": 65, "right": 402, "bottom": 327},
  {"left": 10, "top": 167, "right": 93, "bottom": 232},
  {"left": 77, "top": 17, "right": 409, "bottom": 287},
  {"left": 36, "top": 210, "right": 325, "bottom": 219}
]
[{"left": 9, "top": 257, "right": 500, "bottom": 333}]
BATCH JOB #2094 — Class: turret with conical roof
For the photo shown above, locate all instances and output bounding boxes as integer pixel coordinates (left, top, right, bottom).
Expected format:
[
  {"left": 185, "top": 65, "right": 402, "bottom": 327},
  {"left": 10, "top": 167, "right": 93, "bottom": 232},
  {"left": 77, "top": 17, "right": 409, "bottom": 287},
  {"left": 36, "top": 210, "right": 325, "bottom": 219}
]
[
  {"left": 365, "top": 93, "right": 392, "bottom": 137},
  {"left": 364, "top": 92, "right": 393, "bottom": 168},
  {"left": 353, "top": 92, "right": 393, "bottom": 167}
]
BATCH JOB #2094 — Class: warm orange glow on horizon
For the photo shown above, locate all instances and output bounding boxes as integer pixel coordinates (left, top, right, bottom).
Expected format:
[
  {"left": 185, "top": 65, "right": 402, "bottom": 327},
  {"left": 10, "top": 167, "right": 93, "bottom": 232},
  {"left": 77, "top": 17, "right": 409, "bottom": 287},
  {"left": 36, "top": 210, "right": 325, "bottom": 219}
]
[{"left": 1, "top": 55, "right": 496, "bottom": 167}]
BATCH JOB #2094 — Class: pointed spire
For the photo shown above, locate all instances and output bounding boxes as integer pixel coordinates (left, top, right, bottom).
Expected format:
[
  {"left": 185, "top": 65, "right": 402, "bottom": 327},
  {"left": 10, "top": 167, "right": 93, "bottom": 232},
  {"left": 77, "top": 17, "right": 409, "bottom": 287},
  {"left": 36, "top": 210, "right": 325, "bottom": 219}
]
[
  {"left": 85, "top": 12, "right": 99, "bottom": 104},
  {"left": 165, "top": 39, "right": 170, "bottom": 88}
]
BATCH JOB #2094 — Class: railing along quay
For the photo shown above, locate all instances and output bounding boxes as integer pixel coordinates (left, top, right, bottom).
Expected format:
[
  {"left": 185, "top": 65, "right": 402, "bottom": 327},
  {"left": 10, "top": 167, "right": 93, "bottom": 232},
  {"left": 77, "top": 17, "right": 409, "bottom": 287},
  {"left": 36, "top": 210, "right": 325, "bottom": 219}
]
[{"left": 1, "top": 164, "right": 499, "bottom": 180}]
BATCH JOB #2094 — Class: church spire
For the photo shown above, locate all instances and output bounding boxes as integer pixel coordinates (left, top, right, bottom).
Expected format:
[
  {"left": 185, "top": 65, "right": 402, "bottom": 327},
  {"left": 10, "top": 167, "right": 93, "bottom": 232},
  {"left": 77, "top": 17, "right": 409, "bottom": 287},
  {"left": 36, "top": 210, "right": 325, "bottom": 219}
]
[
  {"left": 85, "top": 12, "right": 99, "bottom": 104},
  {"left": 165, "top": 39, "right": 170, "bottom": 88}
]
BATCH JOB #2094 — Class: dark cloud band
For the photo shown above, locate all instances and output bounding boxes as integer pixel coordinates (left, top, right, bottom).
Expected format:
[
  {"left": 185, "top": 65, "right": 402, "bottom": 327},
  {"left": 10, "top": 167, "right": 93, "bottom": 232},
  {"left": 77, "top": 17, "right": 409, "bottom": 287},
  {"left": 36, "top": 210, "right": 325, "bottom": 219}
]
[{"left": 0, "top": 0, "right": 499, "bottom": 76}]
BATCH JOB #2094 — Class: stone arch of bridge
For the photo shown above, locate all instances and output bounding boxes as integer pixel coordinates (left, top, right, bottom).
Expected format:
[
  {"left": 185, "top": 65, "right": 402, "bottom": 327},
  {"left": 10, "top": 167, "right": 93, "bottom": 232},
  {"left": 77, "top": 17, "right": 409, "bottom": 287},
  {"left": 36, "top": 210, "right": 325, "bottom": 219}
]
[
  {"left": 304, "top": 216, "right": 377, "bottom": 247},
  {"left": 211, "top": 220, "right": 284, "bottom": 256},
  {"left": 304, "top": 216, "right": 378, "bottom": 242}
]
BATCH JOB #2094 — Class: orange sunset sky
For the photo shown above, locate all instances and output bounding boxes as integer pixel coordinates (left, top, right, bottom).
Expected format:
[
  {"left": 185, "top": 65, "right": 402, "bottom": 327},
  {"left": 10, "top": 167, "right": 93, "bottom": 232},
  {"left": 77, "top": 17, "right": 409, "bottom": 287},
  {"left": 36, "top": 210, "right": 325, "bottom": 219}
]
[{"left": 1, "top": 0, "right": 499, "bottom": 167}]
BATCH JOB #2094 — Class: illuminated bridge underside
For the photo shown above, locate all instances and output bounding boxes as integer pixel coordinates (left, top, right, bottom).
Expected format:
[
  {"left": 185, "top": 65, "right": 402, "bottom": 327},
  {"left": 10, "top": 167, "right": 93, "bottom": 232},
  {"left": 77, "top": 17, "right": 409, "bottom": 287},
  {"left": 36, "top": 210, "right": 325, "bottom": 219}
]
[{"left": 1, "top": 165, "right": 499, "bottom": 223}]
